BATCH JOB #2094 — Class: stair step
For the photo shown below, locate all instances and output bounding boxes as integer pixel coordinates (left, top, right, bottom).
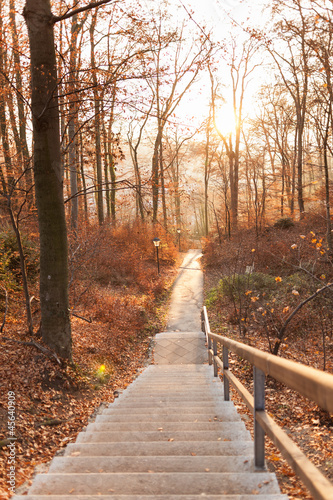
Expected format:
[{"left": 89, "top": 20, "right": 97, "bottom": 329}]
[
  {"left": 64, "top": 441, "right": 254, "bottom": 457},
  {"left": 118, "top": 391, "right": 223, "bottom": 397},
  {"left": 102, "top": 405, "right": 237, "bottom": 415},
  {"left": 85, "top": 421, "right": 246, "bottom": 432},
  {"left": 109, "top": 400, "right": 226, "bottom": 409},
  {"left": 48, "top": 455, "right": 255, "bottom": 473},
  {"left": 114, "top": 391, "right": 223, "bottom": 397},
  {"left": 28, "top": 472, "right": 282, "bottom": 496},
  {"left": 155, "top": 331, "right": 205, "bottom": 337},
  {"left": 126, "top": 382, "right": 216, "bottom": 388},
  {"left": 77, "top": 429, "right": 250, "bottom": 443},
  {"left": 95, "top": 411, "right": 241, "bottom": 423},
  {"left": 14, "top": 495, "right": 289, "bottom": 499}
]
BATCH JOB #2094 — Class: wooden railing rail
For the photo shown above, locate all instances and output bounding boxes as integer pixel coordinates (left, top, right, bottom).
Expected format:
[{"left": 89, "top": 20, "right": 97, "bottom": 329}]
[{"left": 201, "top": 305, "right": 333, "bottom": 500}]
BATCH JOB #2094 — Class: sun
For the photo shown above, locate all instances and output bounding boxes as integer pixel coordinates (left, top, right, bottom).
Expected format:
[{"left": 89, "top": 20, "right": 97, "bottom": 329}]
[{"left": 214, "top": 103, "right": 237, "bottom": 137}]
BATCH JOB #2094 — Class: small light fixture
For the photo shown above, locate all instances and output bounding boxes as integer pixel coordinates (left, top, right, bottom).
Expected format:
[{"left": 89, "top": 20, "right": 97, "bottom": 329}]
[{"left": 152, "top": 237, "right": 161, "bottom": 274}]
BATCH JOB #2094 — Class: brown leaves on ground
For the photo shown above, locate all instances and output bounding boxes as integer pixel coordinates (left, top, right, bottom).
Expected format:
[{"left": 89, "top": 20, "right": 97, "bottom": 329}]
[{"left": 0, "top": 222, "right": 179, "bottom": 498}]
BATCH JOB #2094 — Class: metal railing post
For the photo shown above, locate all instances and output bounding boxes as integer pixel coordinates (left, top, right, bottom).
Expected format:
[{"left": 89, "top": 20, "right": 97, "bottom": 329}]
[
  {"left": 213, "top": 338, "right": 218, "bottom": 377},
  {"left": 254, "top": 366, "right": 266, "bottom": 469},
  {"left": 201, "top": 309, "right": 204, "bottom": 334},
  {"left": 207, "top": 334, "right": 212, "bottom": 365},
  {"left": 223, "top": 345, "right": 230, "bottom": 401}
]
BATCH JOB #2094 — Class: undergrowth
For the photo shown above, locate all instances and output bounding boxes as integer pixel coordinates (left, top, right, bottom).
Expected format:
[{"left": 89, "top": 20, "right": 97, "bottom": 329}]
[{"left": 203, "top": 213, "right": 333, "bottom": 364}]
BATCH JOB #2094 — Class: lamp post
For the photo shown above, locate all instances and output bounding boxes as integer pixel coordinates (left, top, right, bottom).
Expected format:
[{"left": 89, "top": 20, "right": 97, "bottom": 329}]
[
  {"left": 177, "top": 228, "right": 181, "bottom": 252},
  {"left": 152, "top": 237, "right": 161, "bottom": 274}
]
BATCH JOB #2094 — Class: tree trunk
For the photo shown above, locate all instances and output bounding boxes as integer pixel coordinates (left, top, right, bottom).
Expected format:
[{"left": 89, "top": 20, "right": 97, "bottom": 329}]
[
  {"left": 79, "top": 131, "right": 89, "bottom": 222},
  {"left": 204, "top": 119, "right": 210, "bottom": 237},
  {"left": 296, "top": 109, "right": 305, "bottom": 216},
  {"left": 68, "top": 114, "right": 78, "bottom": 232},
  {"left": 107, "top": 126, "right": 116, "bottom": 222},
  {"left": 0, "top": 13, "right": 33, "bottom": 335},
  {"left": 102, "top": 105, "right": 111, "bottom": 219},
  {"left": 159, "top": 135, "right": 167, "bottom": 226},
  {"left": 24, "top": 0, "right": 72, "bottom": 360},
  {"left": 68, "top": 13, "right": 80, "bottom": 233},
  {"left": 323, "top": 111, "right": 333, "bottom": 254},
  {"left": 90, "top": 13, "right": 104, "bottom": 225},
  {"left": 152, "top": 130, "right": 161, "bottom": 222},
  {"left": 9, "top": 0, "right": 33, "bottom": 198}
]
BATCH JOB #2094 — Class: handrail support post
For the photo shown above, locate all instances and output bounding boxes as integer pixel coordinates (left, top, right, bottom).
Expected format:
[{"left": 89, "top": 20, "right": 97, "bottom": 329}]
[
  {"left": 213, "top": 339, "right": 218, "bottom": 377},
  {"left": 223, "top": 345, "right": 229, "bottom": 401},
  {"left": 254, "top": 366, "right": 266, "bottom": 469},
  {"left": 208, "top": 336, "right": 212, "bottom": 365}
]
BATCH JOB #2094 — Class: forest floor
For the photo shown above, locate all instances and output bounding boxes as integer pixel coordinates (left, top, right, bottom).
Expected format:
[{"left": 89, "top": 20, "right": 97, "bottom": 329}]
[
  {"left": 202, "top": 214, "right": 333, "bottom": 500},
  {"left": 0, "top": 223, "right": 180, "bottom": 498}
]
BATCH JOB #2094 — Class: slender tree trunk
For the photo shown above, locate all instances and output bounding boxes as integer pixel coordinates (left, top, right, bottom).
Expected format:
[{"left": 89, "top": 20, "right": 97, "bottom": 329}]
[
  {"left": 9, "top": 0, "right": 33, "bottom": 198},
  {"left": 297, "top": 110, "right": 305, "bottom": 216},
  {"left": 323, "top": 111, "right": 333, "bottom": 253},
  {"left": 204, "top": 121, "right": 210, "bottom": 237},
  {"left": 102, "top": 106, "right": 111, "bottom": 219},
  {"left": 68, "top": 114, "right": 78, "bottom": 231},
  {"left": 79, "top": 131, "right": 89, "bottom": 222},
  {"left": 90, "top": 13, "right": 104, "bottom": 225},
  {"left": 175, "top": 156, "right": 181, "bottom": 227},
  {"left": 152, "top": 129, "right": 161, "bottom": 222},
  {"left": 24, "top": 0, "right": 72, "bottom": 360},
  {"left": 131, "top": 146, "right": 145, "bottom": 220},
  {"left": 107, "top": 126, "right": 116, "bottom": 222},
  {"left": 159, "top": 136, "right": 167, "bottom": 226},
  {"left": 0, "top": 17, "right": 33, "bottom": 334},
  {"left": 281, "top": 161, "right": 285, "bottom": 217},
  {"left": 68, "top": 13, "right": 80, "bottom": 233}
]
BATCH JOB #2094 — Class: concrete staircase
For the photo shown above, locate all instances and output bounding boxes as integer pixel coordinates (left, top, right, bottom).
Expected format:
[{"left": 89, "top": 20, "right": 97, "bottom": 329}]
[
  {"left": 14, "top": 252, "right": 287, "bottom": 499},
  {"left": 14, "top": 364, "right": 288, "bottom": 499}
]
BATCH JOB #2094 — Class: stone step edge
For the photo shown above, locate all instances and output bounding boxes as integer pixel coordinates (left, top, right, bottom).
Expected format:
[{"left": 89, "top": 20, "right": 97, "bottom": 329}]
[{"left": 13, "top": 495, "right": 289, "bottom": 499}]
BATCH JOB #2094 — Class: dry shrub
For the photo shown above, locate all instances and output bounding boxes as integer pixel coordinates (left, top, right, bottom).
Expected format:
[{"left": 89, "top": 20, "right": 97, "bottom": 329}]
[
  {"left": 204, "top": 214, "right": 333, "bottom": 357},
  {"left": 79, "top": 284, "right": 149, "bottom": 333},
  {"left": 203, "top": 213, "right": 332, "bottom": 280},
  {"left": 68, "top": 221, "right": 177, "bottom": 325}
]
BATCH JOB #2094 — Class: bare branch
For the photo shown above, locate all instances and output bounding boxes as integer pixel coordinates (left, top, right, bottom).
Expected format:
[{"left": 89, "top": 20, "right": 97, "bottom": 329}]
[
  {"left": 277, "top": 282, "right": 333, "bottom": 349},
  {"left": 52, "top": 0, "right": 118, "bottom": 23}
]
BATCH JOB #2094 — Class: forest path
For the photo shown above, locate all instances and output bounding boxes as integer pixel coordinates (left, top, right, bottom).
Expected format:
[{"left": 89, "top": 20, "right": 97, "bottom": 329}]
[
  {"left": 166, "top": 249, "right": 203, "bottom": 333},
  {"left": 153, "top": 249, "right": 206, "bottom": 365}
]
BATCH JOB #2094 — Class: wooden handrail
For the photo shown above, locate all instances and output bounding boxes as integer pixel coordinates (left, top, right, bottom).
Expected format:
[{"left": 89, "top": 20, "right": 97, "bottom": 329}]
[
  {"left": 202, "top": 306, "right": 333, "bottom": 500},
  {"left": 208, "top": 331, "right": 333, "bottom": 413}
]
